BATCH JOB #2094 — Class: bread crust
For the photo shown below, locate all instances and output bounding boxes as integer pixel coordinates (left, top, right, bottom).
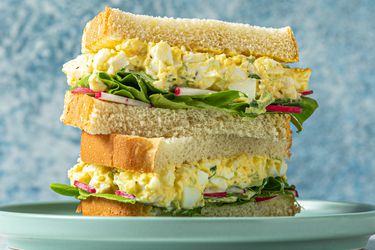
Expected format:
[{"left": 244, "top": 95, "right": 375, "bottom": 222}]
[
  {"left": 78, "top": 195, "right": 300, "bottom": 217},
  {"left": 61, "top": 92, "right": 292, "bottom": 140},
  {"left": 82, "top": 7, "right": 299, "bottom": 62},
  {"left": 79, "top": 197, "right": 151, "bottom": 216},
  {"left": 81, "top": 131, "right": 291, "bottom": 172},
  {"left": 81, "top": 132, "right": 161, "bottom": 172}
]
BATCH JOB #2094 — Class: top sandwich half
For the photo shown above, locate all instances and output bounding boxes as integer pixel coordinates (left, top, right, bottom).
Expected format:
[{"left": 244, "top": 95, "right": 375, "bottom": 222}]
[{"left": 61, "top": 7, "right": 317, "bottom": 136}]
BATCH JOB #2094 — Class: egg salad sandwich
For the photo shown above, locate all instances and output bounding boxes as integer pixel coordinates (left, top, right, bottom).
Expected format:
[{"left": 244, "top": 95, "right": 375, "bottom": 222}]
[{"left": 50, "top": 7, "right": 317, "bottom": 217}]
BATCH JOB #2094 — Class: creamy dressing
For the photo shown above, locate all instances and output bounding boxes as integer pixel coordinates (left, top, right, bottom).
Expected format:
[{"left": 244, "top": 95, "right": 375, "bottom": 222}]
[
  {"left": 68, "top": 155, "right": 288, "bottom": 209},
  {"left": 63, "top": 39, "right": 310, "bottom": 100}
]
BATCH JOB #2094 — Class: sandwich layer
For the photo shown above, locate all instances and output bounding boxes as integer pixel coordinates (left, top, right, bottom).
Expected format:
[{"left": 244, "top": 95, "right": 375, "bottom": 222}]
[
  {"left": 80, "top": 131, "right": 291, "bottom": 173},
  {"left": 78, "top": 195, "right": 300, "bottom": 217},
  {"left": 68, "top": 157, "right": 289, "bottom": 209},
  {"left": 61, "top": 92, "right": 292, "bottom": 139},
  {"left": 64, "top": 39, "right": 310, "bottom": 99},
  {"left": 82, "top": 7, "right": 299, "bottom": 62}
]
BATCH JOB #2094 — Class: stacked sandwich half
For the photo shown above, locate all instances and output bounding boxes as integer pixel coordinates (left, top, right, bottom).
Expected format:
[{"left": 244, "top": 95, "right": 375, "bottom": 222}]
[{"left": 51, "top": 7, "right": 318, "bottom": 216}]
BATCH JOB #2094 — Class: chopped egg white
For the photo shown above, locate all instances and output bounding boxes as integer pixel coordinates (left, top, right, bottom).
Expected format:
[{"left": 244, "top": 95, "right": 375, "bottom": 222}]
[
  {"left": 209, "top": 177, "right": 228, "bottom": 192},
  {"left": 93, "top": 48, "right": 113, "bottom": 71},
  {"left": 254, "top": 57, "right": 311, "bottom": 99},
  {"left": 63, "top": 39, "right": 310, "bottom": 100},
  {"left": 182, "top": 187, "right": 201, "bottom": 209},
  {"left": 68, "top": 154, "right": 288, "bottom": 209},
  {"left": 107, "top": 51, "right": 129, "bottom": 75},
  {"left": 228, "top": 79, "right": 257, "bottom": 99},
  {"left": 62, "top": 54, "right": 93, "bottom": 86},
  {"left": 88, "top": 73, "right": 107, "bottom": 92},
  {"left": 68, "top": 159, "right": 116, "bottom": 193}
]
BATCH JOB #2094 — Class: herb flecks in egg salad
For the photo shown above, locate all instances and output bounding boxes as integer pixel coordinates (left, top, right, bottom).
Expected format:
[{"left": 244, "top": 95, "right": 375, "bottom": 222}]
[
  {"left": 51, "top": 154, "right": 298, "bottom": 215},
  {"left": 63, "top": 39, "right": 318, "bottom": 132}
]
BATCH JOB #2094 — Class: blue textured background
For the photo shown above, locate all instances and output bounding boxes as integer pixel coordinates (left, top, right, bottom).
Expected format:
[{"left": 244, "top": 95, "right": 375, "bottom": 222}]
[{"left": 0, "top": 0, "right": 374, "bottom": 205}]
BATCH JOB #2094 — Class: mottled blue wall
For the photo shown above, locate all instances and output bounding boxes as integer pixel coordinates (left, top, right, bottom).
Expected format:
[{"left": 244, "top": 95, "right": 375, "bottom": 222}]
[{"left": 0, "top": 0, "right": 374, "bottom": 204}]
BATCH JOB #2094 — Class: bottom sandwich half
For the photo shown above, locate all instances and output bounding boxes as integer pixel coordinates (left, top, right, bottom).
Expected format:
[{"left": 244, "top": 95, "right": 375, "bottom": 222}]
[
  {"left": 78, "top": 195, "right": 299, "bottom": 217},
  {"left": 51, "top": 132, "right": 300, "bottom": 217}
]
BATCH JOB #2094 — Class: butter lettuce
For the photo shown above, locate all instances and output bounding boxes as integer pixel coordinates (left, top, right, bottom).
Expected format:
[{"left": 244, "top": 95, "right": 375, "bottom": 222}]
[
  {"left": 50, "top": 183, "right": 136, "bottom": 204},
  {"left": 69, "top": 75, "right": 90, "bottom": 90},
  {"left": 205, "top": 176, "right": 297, "bottom": 206},
  {"left": 83, "top": 70, "right": 318, "bottom": 131},
  {"left": 272, "top": 97, "right": 319, "bottom": 132},
  {"left": 50, "top": 176, "right": 297, "bottom": 216}
]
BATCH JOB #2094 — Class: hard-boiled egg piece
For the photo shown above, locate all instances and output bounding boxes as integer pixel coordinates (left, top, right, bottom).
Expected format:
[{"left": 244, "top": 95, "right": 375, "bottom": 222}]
[
  {"left": 88, "top": 73, "right": 107, "bottom": 92},
  {"left": 62, "top": 54, "right": 93, "bottom": 86},
  {"left": 181, "top": 187, "right": 201, "bottom": 209},
  {"left": 93, "top": 48, "right": 113, "bottom": 71},
  {"left": 107, "top": 51, "right": 129, "bottom": 75},
  {"left": 228, "top": 78, "right": 257, "bottom": 100}
]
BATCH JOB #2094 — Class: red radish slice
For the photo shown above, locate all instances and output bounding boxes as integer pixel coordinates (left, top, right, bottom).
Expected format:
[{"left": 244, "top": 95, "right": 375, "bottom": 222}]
[
  {"left": 293, "top": 190, "right": 299, "bottom": 197},
  {"left": 94, "top": 92, "right": 101, "bottom": 99},
  {"left": 300, "top": 90, "right": 314, "bottom": 96},
  {"left": 74, "top": 180, "right": 96, "bottom": 193},
  {"left": 71, "top": 87, "right": 96, "bottom": 95},
  {"left": 255, "top": 196, "right": 276, "bottom": 202},
  {"left": 286, "top": 189, "right": 299, "bottom": 197},
  {"left": 115, "top": 190, "right": 136, "bottom": 199},
  {"left": 95, "top": 92, "right": 152, "bottom": 107},
  {"left": 266, "top": 105, "right": 302, "bottom": 114},
  {"left": 174, "top": 87, "right": 217, "bottom": 96},
  {"left": 203, "top": 192, "right": 227, "bottom": 198}
]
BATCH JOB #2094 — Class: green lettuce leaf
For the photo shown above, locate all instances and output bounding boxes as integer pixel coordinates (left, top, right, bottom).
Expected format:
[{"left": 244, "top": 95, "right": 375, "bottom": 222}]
[
  {"left": 50, "top": 183, "right": 80, "bottom": 197},
  {"left": 79, "top": 70, "right": 318, "bottom": 131},
  {"left": 205, "top": 177, "right": 296, "bottom": 206},
  {"left": 50, "top": 183, "right": 136, "bottom": 204},
  {"left": 271, "top": 97, "right": 319, "bottom": 132},
  {"left": 69, "top": 75, "right": 90, "bottom": 90}
]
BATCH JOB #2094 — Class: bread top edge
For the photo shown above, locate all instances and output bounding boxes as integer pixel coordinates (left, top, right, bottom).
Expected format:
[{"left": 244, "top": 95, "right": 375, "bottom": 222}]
[
  {"left": 80, "top": 131, "right": 291, "bottom": 174},
  {"left": 81, "top": 6, "right": 299, "bottom": 62}
]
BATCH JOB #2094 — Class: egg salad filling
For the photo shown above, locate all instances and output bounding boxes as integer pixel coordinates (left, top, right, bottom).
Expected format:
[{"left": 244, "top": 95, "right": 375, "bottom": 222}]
[
  {"left": 63, "top": 39, "right": 311, "bottom": 100},
  {"left": 66, "top": 154, "right": 293, "bottom": 210},
  {"left": 62, "top": 39, "right": 318, "bottom": 132}
]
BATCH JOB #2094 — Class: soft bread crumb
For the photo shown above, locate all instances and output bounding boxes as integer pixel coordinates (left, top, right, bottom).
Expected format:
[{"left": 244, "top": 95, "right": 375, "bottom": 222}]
[
  {"left": 82, "top": 7, "right": 299, "bottom": 62},
  {"left": 201, "top": 195, "right": 300, "bottom": 217},
  {"left": 80, "top": 197, "right": 151, "bottom": 216},
  {"left": 79, "top": 195, "right": 300, "bottom": 217},
  {"left": 81, "top": 132, "right": 291, "bottom": 172},
  {"left": 62, "top": 92, "right": 291, "bottom": 140}
]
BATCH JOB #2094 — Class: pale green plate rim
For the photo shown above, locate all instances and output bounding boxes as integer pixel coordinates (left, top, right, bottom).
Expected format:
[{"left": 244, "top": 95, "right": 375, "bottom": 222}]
[
  {"left": 0, "top": 199, "right": 374, "bottom": 245},
  {"left": 0, "top": 199, "right": 374, "bottom": 220}
]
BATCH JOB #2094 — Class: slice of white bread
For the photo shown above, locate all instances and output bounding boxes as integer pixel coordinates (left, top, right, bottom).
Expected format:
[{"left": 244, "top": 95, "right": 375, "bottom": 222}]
[
  {"left": 82, "top": 7, "right": 299, "bottom": 62},
  {"left": 61, "top": 92, "right": 292, "bottom": 141},
  {"left": 78, "top": 195, "right": 300, "bottom": 216},
  {"left": 80, "top": 131, "right": 291, "bottom": 173}
]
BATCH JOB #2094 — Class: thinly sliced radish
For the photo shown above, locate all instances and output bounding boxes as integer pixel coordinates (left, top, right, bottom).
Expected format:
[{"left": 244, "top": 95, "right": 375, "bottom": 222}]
[
  {"left": 300, "top": 90, "right": 314, "bottom": 96},
  {"left": 174, "top": 87, "right": 217, "bottom": 96},
  {"left": 203, "top": 191, "right": 227, "bottom": 198},
  {"left": 286, "top": 189, "right": 299, "bottom": 197},
  {"left": 255, "top": 196, "right": 276, "bottom": 202},
  {"left": 226, "top": 186, "right": 245, "bottom": 194},
  {"left": 266, "top": 105, "right": 302, "bottom": 114},
  {"left": 71, "top": 87, "right": 96, "bottom": 95},
  {"left": 115, "top": 190, "right": 136, "bottom": 199},
  {"left": 95, "top": 92, "right": 152, "bottom": 107},
  {"left": 74, "top": 180, "right": 96, "bottom": 193}
]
